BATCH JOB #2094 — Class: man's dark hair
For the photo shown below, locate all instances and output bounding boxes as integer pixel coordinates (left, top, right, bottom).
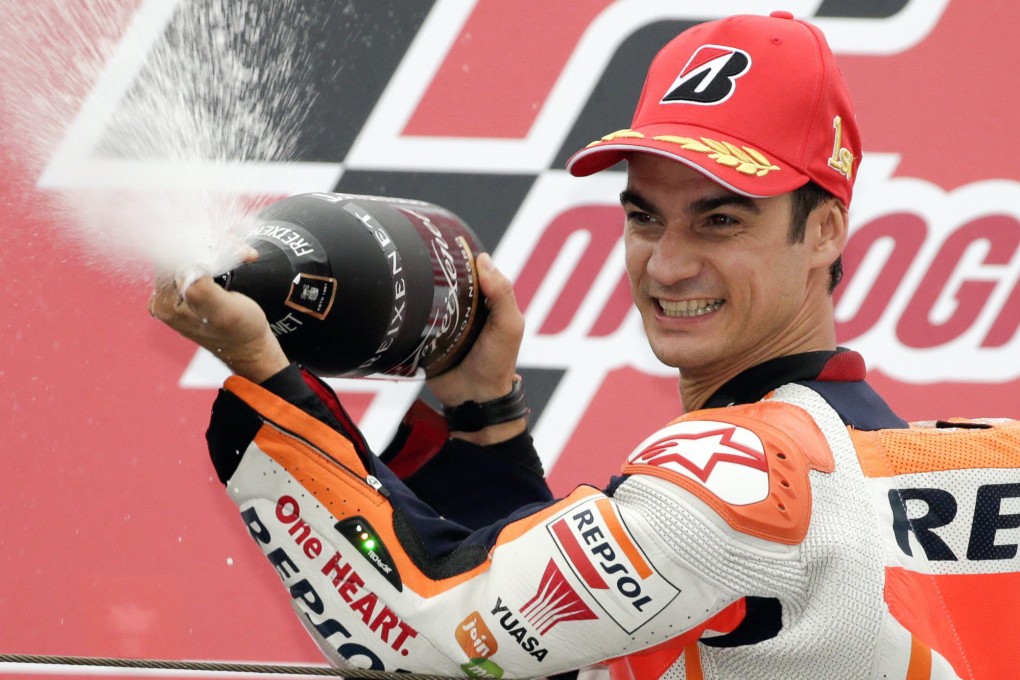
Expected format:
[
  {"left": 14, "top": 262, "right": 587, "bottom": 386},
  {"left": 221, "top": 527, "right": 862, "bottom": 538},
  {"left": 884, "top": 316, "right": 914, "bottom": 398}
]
[{"left": 789, "top": 181, "right": 843, "bottom": 294}]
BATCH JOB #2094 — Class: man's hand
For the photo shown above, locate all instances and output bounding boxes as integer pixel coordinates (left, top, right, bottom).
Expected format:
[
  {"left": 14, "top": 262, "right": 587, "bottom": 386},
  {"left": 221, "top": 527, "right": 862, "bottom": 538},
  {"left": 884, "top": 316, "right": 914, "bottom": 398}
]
[
  {"left": 149, "top": 257, "right": 289, "bottom": 384},
  {"left": 427, "top": 253, "right": 527, "bottom": 443}
]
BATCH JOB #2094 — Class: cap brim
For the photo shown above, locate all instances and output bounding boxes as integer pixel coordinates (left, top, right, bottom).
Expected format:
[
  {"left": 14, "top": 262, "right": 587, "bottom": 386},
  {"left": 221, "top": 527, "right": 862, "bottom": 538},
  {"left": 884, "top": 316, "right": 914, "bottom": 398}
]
[{"left": 566, "top": 124, "right": 810, "bottom": 198}]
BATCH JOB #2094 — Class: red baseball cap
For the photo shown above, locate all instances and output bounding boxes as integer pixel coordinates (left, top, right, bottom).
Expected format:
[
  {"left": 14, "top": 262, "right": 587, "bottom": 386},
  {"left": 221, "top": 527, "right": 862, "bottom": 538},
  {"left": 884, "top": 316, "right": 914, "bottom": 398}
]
[{"left": 566, "top": 11, "right": 861, "bottom": 206}]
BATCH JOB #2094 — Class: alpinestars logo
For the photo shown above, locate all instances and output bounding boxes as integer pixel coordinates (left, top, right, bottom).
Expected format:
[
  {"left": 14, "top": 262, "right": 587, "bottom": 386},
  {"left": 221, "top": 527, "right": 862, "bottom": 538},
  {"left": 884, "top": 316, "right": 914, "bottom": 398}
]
[
  {"left": 661, "top": 45, "right": 750, "bottom": 105},
  {"left": 628, "top": 420, "right": 770, "bottom": 505},
  {"left": 519, "top": 560, "right": 597, "bottom": 634}
]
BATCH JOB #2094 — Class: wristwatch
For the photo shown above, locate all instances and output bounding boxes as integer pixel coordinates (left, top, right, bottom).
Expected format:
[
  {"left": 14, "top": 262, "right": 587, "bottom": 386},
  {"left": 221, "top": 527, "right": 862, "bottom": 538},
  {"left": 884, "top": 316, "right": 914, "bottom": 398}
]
[{"left": 442, "top": 377, "right": 529, "bottom": 432}]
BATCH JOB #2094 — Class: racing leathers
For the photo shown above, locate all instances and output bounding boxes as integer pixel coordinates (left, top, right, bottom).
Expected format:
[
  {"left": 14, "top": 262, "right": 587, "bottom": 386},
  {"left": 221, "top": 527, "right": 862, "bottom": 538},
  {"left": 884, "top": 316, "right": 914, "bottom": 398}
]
[{"left": 204, "top": 348, "right": 1020, "bottom": 679}]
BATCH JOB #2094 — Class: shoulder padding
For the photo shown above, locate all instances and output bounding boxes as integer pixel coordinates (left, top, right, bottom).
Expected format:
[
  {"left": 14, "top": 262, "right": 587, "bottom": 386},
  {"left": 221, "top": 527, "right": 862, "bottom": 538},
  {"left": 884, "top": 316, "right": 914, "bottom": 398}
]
[
  {"left": 852, "top": 417, "right": 1020, "bottom": 478},
  {"left": 224, "top": 375, "right": 371, "bottom": 476},
  {"left": 621, "top": 401, "right": 834, "bottom": 544}
]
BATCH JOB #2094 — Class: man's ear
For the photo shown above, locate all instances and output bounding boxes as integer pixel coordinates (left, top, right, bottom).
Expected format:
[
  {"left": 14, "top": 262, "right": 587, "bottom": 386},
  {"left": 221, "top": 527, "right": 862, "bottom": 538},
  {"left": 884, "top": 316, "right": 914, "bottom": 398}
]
[{"left": 810, "top": 199, "right": 848, "bottom": 269}]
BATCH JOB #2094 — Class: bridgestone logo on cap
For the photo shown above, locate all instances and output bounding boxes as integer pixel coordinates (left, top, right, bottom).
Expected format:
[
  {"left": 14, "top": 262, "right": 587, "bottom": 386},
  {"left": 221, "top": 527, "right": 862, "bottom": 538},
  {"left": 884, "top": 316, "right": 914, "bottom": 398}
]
[{"left": 661, "top": 45, "right": 751, "bottom": 105}]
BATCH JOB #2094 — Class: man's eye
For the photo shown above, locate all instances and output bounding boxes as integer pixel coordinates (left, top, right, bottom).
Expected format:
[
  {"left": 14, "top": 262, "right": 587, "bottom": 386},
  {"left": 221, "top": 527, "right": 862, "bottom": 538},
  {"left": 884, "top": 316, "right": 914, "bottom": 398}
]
[
  {"left": 708, "top": 214, "right": 738, "bottom": 227},
  {"left": 627, "top": 211, "right": 655, "bottom": 225}
]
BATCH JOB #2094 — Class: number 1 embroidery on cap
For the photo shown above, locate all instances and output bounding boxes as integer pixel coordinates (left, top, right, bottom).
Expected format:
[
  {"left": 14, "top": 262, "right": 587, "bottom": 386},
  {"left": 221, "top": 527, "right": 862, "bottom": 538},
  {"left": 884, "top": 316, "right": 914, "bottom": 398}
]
[{"left": 828, "top": 116, "right": 854, "bottom": 180}]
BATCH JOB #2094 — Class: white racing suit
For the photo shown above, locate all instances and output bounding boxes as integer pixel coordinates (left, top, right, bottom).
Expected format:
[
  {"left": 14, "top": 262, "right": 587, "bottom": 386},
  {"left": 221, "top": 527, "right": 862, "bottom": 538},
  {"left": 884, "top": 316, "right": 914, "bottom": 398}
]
[{"left": 204, "top": 350, "right": 1020, "bottom": 679}]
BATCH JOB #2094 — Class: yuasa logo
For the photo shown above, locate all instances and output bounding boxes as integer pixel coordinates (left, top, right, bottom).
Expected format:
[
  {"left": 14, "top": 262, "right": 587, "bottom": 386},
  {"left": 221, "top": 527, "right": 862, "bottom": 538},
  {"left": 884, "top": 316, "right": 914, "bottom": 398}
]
[
  {"left": 490, "top": 598, "right": 548, "bottom": 662},
  {"left": 547, "top": 497, "right": 679, "bottom": 633},
  {"left": 520, "top": 560, "right": 597, "bottom": 635},
  {"left": 627, "top": 420, "right": 770, "bottom": 506}
]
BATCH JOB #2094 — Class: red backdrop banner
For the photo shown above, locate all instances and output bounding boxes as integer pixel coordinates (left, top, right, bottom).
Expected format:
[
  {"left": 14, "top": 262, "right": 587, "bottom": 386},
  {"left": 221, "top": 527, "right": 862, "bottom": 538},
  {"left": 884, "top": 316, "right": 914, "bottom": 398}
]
[{"left": 2, "top": 1, "right": 1017, "bottom": 676}]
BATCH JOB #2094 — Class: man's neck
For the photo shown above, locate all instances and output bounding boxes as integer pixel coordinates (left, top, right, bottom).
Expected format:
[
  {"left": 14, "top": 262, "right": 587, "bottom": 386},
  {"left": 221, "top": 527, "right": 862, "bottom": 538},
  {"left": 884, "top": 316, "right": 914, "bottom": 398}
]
[
  {"left": 679, "top": 341, "right": 838, "bottom": 412},
  {"left": 679, "top": 377, "right": 725, "bottom": 413},
  {"left": 677, "top": 298, "right": 839, "bottom": 412}
]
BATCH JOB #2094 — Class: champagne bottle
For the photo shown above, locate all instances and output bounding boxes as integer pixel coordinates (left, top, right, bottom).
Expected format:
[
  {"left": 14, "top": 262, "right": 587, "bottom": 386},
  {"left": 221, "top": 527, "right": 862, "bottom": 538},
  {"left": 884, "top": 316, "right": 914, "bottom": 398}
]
[{"left": 215, "top": 192, "right": 487, "bottom": 378}]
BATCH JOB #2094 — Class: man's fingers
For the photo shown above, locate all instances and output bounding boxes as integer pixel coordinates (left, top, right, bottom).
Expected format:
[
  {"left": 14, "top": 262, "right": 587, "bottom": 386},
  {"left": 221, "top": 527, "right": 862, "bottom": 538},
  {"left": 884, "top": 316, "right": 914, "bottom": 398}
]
[
  {"left": 178, "top": 275, "right": 220, "bottom": 312},
  {"left": 149, "top": 277, "right": 184, "bottom": 319},
  {"left": 476, "top": 253, "right": 525, "bottom": 341},
  {"left": 149, "top": 274, "right": 216, "bottom": 335}
]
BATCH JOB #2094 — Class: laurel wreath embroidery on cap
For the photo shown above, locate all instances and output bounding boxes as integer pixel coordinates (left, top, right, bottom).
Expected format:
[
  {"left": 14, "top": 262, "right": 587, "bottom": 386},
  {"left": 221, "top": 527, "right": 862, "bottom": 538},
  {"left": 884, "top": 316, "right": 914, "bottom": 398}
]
[{"left": 590, "top": 129, "right": 780, "bottom": 177}]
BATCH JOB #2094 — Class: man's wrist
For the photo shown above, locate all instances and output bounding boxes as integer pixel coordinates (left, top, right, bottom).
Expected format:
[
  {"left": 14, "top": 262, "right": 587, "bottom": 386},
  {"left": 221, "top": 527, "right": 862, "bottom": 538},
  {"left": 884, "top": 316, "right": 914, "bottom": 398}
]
[
  {"left": 448, "top": 417, "right": 528, "bottom": 446},
  {"left": 442, "top": 377, "right": 529, "bottom": 433},
  {"left": 221, "top": 336, "right": 291, "bottom": 384}
]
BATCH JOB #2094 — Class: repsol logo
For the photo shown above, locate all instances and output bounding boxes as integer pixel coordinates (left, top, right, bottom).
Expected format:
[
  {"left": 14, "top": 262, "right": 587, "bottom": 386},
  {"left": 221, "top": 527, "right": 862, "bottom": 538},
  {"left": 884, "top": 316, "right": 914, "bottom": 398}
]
[
  {"left": 547, "top": 497, "right": 679, "bottom": 633},
  {"left": 891, "top": 483, "right": 1020, "bottom": 562},
  {"left": 565, "top": 508, "right": 652, "bottom": 611}
]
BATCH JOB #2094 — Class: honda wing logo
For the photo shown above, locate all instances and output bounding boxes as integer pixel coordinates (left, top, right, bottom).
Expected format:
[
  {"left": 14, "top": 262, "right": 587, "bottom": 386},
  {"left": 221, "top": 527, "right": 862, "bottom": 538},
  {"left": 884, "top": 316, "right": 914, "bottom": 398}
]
[{"left": 520, "top": 560, "right": 597, "bottom": 635}]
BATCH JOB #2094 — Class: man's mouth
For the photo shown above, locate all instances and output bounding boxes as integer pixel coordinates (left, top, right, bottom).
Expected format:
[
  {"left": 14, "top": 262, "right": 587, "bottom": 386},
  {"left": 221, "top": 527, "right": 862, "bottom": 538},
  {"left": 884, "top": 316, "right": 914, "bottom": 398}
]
[{"left": 657, "top": 298, "right": 725, "bottom": 318}]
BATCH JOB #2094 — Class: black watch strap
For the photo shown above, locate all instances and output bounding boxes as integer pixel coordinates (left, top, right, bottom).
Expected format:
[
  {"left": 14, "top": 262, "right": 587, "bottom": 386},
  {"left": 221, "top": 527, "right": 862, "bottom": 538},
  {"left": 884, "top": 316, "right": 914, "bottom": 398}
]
[{"left": 442, "top": 378, "right": 529, "bottom": 432}]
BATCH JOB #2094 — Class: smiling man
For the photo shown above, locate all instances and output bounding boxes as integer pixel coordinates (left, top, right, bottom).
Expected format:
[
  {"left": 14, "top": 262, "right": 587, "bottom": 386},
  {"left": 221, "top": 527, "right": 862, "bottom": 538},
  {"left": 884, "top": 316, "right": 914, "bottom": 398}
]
[
  {"left": 151, "top": 11, "right": 1017, "bottom": 680},
  {"left": 566, "top": 9, "right": 858, "bottom": 414},
  {"left": 617, "top": 156, "right": 845, "bottom": 410}
]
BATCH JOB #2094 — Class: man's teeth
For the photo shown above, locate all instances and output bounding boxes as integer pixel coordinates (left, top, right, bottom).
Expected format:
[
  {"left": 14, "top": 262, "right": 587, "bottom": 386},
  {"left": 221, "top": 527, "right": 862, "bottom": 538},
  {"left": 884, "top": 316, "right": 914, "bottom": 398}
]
[{"left": 659, "top": 298, "right": 724, "bottom": 318}]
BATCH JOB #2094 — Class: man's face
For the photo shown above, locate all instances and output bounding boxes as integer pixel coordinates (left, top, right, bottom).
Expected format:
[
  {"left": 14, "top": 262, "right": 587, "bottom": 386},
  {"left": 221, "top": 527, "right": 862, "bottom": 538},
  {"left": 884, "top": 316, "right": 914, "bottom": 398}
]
[{"left": 623, "top": 153, "right": 834, "bottom": 378}]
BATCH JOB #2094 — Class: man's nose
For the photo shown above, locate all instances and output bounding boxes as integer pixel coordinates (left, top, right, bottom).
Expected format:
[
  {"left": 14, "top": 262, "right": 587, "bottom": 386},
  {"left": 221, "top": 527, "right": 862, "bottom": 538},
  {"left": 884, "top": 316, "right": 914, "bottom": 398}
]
[{"left": 647, "top": 226, "right": 702, "bottom": 285}]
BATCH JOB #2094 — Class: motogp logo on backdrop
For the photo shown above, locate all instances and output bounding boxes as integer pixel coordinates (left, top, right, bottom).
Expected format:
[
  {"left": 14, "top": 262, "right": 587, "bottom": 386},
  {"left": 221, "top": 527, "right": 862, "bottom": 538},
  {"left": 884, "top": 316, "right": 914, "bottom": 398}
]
[{"left": 46, "top": 0, "right": 968, "bottom": 465}]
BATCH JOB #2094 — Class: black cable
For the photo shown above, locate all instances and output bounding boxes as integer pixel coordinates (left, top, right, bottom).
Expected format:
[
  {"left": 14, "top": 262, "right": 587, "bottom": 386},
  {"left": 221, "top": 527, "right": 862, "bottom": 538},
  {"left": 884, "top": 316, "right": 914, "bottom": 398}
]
[{"left": 0, "top": 653, "right": 462, "bottom": 679}]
